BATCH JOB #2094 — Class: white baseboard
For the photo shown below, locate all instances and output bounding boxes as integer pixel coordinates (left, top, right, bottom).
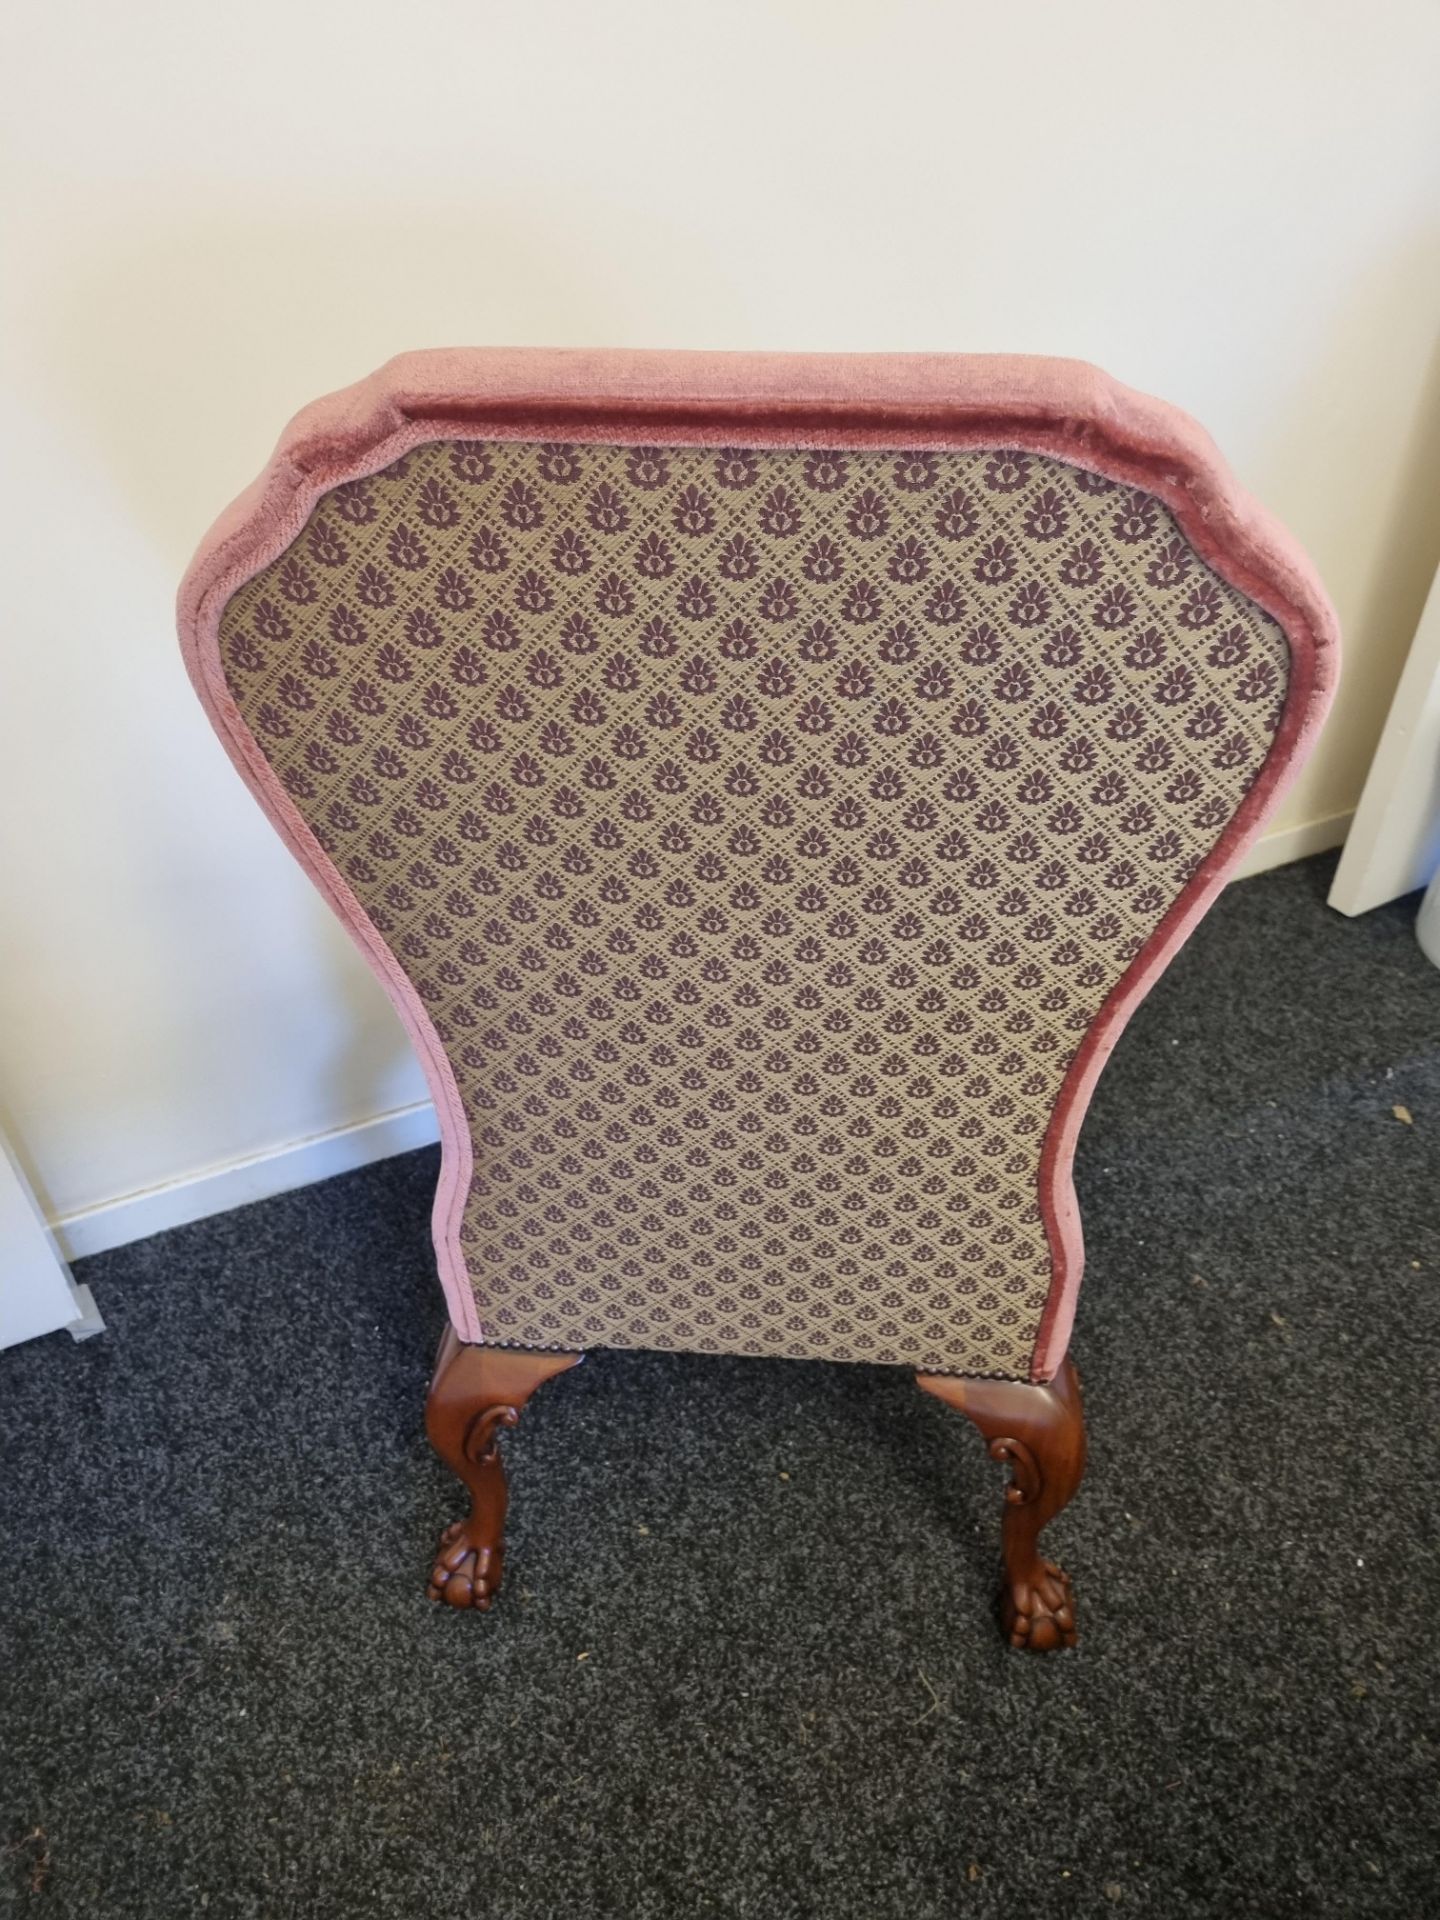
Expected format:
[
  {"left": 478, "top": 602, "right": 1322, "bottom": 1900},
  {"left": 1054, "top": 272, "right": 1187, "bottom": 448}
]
[
  {"left": 1232, "top": 809, "right": 1352, "bottom": 879},
  {"left": 53, "top": 1101, "right": 440, "bottom": 1262},
  {"left": 50, "top": 815, "right": 1350, "bottom": 1262}
]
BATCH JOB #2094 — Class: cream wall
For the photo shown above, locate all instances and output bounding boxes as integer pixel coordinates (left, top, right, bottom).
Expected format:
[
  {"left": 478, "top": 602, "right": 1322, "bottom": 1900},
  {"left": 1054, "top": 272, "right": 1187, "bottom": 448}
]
[{"left": 3, "top": 1, "right": 1439, "bottom": 1249}]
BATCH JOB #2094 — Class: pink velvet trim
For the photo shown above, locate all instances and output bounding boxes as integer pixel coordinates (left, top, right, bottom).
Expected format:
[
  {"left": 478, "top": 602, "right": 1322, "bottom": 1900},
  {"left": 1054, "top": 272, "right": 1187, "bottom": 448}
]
[{"left": 178, "top": 349, "right": 1339, "bottom": 1375}]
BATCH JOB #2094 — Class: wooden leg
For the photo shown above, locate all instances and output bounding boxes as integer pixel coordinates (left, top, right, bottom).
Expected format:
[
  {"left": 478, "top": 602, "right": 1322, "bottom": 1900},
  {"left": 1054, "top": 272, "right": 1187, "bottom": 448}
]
[
  {"left": 916, "top": 1357, "right": 1087, "bottom": 1653},
  {"left": 424, "top": 1327, "right": 580, "bottom": 1611}
]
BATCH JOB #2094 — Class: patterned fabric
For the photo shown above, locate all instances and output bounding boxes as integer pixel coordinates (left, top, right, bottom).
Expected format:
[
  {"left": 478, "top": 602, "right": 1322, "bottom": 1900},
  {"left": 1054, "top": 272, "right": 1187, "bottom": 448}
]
[{"left": 219, "top": 438, "right": 1288, "bottom": 1377}]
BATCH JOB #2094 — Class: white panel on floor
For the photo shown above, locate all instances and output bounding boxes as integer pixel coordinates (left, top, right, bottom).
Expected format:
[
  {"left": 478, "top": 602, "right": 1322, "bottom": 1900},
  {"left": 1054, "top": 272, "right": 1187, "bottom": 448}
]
[
  {"left": 1331, "top": 559, "right": 1440, "bottom": 916},
  {"left": 1, "top": 1133, "right": 101, "bottom": 1350}
]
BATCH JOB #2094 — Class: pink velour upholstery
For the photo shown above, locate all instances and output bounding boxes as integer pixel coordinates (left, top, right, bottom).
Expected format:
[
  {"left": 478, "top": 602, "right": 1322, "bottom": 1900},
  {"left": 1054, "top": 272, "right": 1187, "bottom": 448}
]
[{"left": 179, "top": 350, "right": 1337, "bottom": 1381}]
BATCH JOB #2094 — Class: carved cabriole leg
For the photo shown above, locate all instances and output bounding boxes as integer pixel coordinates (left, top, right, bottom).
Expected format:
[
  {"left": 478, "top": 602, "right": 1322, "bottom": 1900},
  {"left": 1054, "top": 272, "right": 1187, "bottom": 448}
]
[
  {"left": 425, "top": 1327, "right": 581, "bottom": 1611},
  {"left": 916, "top": 1357, "right": 1086, "bottom": 1653}
]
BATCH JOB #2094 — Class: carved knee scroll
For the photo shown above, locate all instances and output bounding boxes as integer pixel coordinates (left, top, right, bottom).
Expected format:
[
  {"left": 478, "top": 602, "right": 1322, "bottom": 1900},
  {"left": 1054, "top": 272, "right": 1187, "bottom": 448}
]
[
  {"left": 916, "top": 1358, "right": 1087, "bottom": 1652},
  {"left": 424, "top": 1329, "right": 580, "bottom": 1612}
]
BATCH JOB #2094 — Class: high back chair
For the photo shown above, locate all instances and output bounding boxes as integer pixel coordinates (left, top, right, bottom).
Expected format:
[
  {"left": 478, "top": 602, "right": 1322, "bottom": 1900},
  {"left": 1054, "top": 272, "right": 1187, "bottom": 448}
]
[{"left": 180, "top": 351, "right": 1336, "bottom": 1650}]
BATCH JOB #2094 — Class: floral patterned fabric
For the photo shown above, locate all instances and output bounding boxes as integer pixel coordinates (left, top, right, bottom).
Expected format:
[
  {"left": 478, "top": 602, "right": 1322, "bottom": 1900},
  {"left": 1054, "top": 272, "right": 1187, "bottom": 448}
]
[{"left": 219, "top": 437, "right": 1288, "bottom": 1377}]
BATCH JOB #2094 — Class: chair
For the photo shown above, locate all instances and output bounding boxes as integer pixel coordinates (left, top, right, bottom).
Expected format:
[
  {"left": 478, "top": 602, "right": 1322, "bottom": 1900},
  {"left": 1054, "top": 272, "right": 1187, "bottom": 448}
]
[{"left": 179, "top": 351, "right": 1336, "bottom": 1649}]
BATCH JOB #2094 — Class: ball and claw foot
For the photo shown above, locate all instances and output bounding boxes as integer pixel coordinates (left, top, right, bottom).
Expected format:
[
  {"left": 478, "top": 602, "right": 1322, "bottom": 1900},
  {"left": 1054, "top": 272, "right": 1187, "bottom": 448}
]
[
  {"left": 1004, "top": 1558, "right": 1077, "bottom": 1653},
  {"left": 917, "top": 1357, "right": 1087, "bottom": 1652},
  {"left": 427, "top": 1520, "right": 505, "bottom": 1611},
  {"left": 424, "top": 1332, "right": 580, "bottom": 1616}
]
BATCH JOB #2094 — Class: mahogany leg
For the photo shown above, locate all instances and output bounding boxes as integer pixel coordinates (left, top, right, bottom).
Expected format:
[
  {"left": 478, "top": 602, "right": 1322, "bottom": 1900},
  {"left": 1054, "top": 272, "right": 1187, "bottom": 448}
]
[
  {"left": 424, "top": 1327, "right": 580, "bottom": 1611},
  {"left": 916, "top": 1357, "right": 1087, "bottom": 1653}
]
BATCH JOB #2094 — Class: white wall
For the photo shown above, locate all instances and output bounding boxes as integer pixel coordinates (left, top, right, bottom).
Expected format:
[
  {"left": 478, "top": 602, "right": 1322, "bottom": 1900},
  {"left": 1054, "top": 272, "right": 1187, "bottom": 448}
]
[{"left": 4, "top": 1, "right": 1439, "bottom": 1250}]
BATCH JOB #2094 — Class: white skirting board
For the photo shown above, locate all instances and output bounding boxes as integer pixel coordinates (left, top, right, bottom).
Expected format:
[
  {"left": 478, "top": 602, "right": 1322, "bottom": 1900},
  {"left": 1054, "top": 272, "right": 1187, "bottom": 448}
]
[
  {"left": 49, "top": 815, "right": 1351, "bottom": 1264},
  {"left": 1230, "top": 808, "right": 1352, "bottom": 880},
  {"left": 53, "top": 1102, "right": 441, "bottom": 1263}
]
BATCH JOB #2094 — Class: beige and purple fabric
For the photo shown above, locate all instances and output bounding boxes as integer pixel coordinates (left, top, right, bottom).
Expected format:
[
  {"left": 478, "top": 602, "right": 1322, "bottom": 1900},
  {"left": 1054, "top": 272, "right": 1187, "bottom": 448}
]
[{"left": 179, "top": 351, "right": 1337, "bottom": 1382}]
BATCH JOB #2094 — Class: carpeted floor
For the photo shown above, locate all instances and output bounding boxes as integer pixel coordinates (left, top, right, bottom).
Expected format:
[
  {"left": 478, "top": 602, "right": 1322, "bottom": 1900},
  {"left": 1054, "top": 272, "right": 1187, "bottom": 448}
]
[{"left": 3, "top": 852, "right": 1438, "bottom": 1919}]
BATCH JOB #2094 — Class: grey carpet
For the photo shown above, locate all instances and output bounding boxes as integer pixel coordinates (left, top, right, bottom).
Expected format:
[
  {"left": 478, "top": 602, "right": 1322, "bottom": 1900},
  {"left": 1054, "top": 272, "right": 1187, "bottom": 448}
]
[{"left": 3, "top": 852, "right": 1438, "bottom": 1919}]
